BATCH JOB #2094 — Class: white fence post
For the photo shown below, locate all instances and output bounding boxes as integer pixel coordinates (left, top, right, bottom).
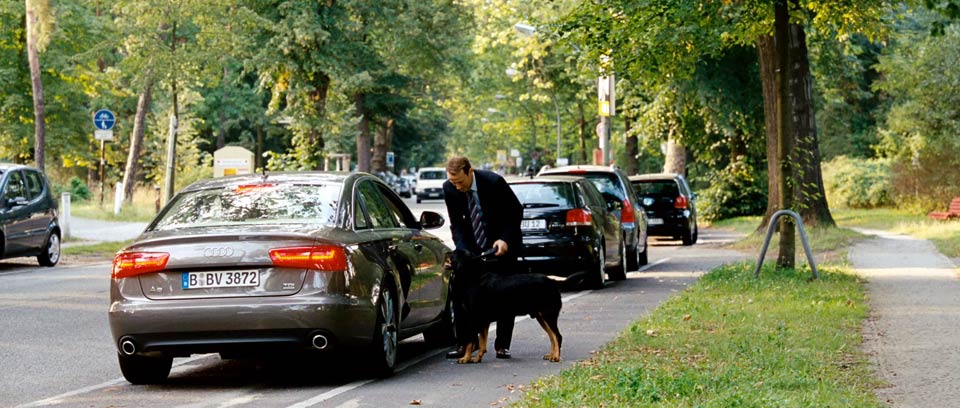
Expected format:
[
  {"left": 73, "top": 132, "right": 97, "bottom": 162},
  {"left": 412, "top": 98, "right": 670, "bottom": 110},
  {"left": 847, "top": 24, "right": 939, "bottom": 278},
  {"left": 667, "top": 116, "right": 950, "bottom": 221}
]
[
  {"left": 114, "top": 182, "right": 123, "bottom": 215},
  {"left": 60, "top": 192, "right": 71, "bottom": 239}
]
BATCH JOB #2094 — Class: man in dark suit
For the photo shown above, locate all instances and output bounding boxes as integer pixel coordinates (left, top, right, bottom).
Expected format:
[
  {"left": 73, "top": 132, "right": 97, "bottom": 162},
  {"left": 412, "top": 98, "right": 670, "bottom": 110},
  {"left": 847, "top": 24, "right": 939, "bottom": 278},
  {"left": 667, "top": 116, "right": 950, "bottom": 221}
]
[{"left": 443, "top": 156, "right": 523, "bottom": 359}]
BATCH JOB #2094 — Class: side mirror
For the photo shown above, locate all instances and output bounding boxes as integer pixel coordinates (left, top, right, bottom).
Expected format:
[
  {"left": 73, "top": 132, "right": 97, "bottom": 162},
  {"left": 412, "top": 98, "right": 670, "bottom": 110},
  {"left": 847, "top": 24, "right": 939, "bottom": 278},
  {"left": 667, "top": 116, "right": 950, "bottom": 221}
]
[{"left": 419, "top": 211, "right": 445, "bottom": 230}]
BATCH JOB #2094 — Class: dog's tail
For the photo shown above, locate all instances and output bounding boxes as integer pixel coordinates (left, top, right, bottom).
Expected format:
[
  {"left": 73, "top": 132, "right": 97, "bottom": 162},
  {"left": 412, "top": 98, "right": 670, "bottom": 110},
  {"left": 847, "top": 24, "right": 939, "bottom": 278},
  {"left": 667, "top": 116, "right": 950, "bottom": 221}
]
[{"left": 546, "top": 272, "right": 588, "bottom": 291}]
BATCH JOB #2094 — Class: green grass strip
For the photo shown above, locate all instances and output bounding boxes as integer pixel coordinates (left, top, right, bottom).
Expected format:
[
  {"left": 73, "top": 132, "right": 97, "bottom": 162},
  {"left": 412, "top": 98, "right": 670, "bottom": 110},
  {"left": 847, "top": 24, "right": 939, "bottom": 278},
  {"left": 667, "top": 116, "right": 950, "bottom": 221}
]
[{"left": 515, "top": 263, "right": 881, "bottom": 407}]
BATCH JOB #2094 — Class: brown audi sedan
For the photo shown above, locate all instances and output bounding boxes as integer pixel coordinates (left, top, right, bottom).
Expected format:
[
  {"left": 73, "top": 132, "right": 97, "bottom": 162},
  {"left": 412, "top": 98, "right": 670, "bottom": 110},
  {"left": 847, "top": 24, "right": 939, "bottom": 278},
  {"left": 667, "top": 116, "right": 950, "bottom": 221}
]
[{"left": 109, "top": 172, "right": 452, "bottom": 384}]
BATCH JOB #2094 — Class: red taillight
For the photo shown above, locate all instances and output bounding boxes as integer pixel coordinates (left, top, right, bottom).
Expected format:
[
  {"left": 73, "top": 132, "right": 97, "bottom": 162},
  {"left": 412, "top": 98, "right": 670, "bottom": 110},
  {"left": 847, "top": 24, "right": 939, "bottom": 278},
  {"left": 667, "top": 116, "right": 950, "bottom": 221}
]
[
  {"left": 566, "top": 209, "right": 593, "bottom": 226},
  {"left": 621, "top": 200, "right": 636, "bottom": 223},
  {"left": 269, "top": 245, "right": 347, "bottom": 271},
  {"left": 112, "top": 252, "right": 170, "bottom": 279},
  {"left": 675, "top": 195, "right": 689, "bottom": 209},
  {"left": 234, "top": 183, "right": 277, "bottom": 194}
]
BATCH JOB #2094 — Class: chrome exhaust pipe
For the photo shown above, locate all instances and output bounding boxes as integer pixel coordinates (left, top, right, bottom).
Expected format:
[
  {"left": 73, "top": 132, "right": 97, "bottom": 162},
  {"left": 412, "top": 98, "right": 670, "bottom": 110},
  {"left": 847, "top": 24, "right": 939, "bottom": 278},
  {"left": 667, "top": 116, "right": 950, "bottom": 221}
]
[
  {"left": 311, "top": 334, "right": 329, "bottom": 350},
  {"left": 119, "top": 338, "right": 137, "bottom": 356}
]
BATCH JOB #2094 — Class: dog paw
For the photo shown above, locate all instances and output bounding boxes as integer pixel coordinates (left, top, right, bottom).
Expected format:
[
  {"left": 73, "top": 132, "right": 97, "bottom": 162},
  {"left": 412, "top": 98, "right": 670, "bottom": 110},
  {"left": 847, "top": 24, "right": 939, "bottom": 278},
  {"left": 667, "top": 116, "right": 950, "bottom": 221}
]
[
  {"left": 469, "top": 356, "right": 482, "bottom": 364},
  {"left": 457, "top": 357, "right": 471, "bottom": 364},
  {"left": 543, "top": 354, "right": 561, "bottom": 362}
]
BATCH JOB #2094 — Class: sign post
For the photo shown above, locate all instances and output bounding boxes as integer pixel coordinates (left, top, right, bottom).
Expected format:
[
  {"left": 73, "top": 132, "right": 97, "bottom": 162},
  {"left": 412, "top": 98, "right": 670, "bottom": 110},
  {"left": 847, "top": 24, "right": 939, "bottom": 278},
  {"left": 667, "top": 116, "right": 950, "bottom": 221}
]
[{"left": 93, "top": 109, "right": 116, "bottom": 204}]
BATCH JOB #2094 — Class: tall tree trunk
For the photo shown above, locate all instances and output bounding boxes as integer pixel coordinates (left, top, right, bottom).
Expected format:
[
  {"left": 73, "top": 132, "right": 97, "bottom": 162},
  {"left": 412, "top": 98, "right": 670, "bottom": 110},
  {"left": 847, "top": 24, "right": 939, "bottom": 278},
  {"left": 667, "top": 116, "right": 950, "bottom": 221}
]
[
  {"left": 577, "top": 103, "right": 588, "bottom": 164},
  {"left": 355, "top": 92, "right": 371, "bottom": 173},
  {"left": 217, "top": 66, "right": 228, "bottom": 149},
  {"left": 663, "top": 127, "right": 686, "bottom": 175},
  {"left": 788, "top": 24, "right": 835, "bottom": 228},
  {"left": 122, "top": 80, "right": 154, "bottom": 203},
  {"left": 624, "top": 116, "right": 638, "bottom": 175},
  {"left": 255, "top": 125, "right": 263, "bottom": 170},
  {"left": 304, "top": 74, "right": 330, "bottom": 169},
  {"left": 372, "top": 119, "right": 394, "bottom": 173},
  {"left": 774, "top": 0, "right": 795, "bottom": 269},
  {"left": 757, "top": 35, "right": 781, "bottom": 230},
  {"left": 25, "top": 1, "right": 46, "bottom": 171}
]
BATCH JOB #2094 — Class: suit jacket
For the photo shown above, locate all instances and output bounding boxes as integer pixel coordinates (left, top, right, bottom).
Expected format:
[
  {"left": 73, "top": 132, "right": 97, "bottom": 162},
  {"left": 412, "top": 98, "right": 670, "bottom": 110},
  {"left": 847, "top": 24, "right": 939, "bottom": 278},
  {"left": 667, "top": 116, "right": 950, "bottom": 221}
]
[{"left": 443, "top": 169, "right": 523, "bottom": 260}]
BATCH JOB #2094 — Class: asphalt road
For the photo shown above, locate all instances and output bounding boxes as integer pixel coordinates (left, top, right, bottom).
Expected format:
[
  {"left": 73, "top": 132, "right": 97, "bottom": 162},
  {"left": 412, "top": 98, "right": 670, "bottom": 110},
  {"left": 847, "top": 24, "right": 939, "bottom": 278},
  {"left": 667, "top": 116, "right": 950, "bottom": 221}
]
[{"left": 0, "top": 196, "right": 747, "bottom": 408}]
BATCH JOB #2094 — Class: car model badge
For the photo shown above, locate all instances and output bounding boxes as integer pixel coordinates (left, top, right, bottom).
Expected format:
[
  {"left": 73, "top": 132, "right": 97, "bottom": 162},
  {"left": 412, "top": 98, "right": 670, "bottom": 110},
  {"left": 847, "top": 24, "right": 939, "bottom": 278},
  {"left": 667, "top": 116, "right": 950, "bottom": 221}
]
[
  {"left": 283, "top": 282, "right": 295, "bottom": 290},
  {"left": 202, "top": 247, "right": 243, "bottom": 258}
]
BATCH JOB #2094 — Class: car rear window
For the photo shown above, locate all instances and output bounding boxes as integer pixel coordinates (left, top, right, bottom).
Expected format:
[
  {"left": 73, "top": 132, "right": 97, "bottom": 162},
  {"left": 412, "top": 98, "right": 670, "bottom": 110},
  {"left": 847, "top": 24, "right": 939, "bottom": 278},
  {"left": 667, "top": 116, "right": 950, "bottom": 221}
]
[
  {"left": 418, "top": 170, "right": 445, "bottom": 180},
  {"left": 576, "top": 173, "right": 625, "bottom": 202},
  {"left": 152, "top": 183, "right": 341, "bottom": 230},
  {"left": 510, "top": 182, "right": 575, "bottom": 209},
  {"left": 635, "top": 180, "right": 679, "bottom": 197}
]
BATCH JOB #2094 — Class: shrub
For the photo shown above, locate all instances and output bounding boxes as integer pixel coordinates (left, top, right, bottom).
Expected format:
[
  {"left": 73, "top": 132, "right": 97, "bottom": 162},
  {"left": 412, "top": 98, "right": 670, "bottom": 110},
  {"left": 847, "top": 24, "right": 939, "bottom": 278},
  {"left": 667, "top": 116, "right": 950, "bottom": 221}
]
[
  {"left": 55, "top": 177, "right": 92, "bottom": 202},
  {"left": 822, "top": 156, "right": 893, "bottom": 209},
  {"left": 698, "top": 160, "right": 767, "bottom": 222}
]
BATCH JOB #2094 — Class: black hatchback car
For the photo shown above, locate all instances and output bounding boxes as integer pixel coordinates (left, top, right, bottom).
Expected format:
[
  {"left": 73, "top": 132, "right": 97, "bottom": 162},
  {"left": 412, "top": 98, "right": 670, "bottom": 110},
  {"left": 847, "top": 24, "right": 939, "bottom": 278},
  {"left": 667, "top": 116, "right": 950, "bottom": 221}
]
[
  {"left": 539, "top": 165, "right": 648, "bottom": 270},
  {"left": 509, "top": 176, "right": 625, "bottom": 288},
  {"left": 0, "top": 163, "right": 60, "bottom": 266},
  {"left": 630, "top": 173, "right": 698, "bottom": 245}
]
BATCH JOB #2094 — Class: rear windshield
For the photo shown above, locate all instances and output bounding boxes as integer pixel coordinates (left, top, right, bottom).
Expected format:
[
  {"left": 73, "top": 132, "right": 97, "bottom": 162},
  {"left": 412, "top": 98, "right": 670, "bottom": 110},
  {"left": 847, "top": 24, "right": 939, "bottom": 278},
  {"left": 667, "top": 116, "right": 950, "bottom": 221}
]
[
  {"left": 152, "top": 183, "right": 341, "bottom": 231},
  {"left": 578, "top": 173, "right": 625, "bottom": 202},
  {"left": 634, "top": 180, "right": 679, "bottom": 197},
  {"left": 418, "top": 170, "right": 445, "bottom": 180},
  {"left": 510, "top": 183, "right": 575, "bottom": 209}
]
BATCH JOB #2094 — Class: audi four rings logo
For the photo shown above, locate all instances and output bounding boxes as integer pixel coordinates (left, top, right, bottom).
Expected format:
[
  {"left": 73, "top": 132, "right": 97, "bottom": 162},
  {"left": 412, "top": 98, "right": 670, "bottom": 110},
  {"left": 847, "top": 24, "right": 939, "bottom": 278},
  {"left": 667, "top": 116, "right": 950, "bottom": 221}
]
[{"left": 202, "top": 247, "right": 243, "bottom": 257}]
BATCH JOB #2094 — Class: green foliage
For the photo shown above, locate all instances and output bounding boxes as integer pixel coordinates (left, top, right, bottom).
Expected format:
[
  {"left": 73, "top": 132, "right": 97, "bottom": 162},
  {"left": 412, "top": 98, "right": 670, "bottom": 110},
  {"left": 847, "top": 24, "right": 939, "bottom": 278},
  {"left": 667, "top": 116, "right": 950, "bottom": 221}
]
[
  {"left": 875, "top": 16, "right": 960, "bottom": 210},
  {"left": 516, "top": 263, "right": 880, "bottom": 407},
  {"left": 821, "top": 156, "right": 893, "bottom": 209},
  {"left": 698, "top": 160, "right": 768, "bottom": 222},
  {"left": 54, "top": 177, "right": 92, "bottom": 202}
]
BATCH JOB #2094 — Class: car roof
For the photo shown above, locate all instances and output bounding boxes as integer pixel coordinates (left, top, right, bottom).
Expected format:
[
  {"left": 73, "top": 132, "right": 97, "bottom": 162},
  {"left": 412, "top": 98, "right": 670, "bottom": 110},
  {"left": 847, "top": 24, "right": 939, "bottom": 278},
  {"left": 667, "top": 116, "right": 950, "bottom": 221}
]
[
  {"left": 0, "top": 163, "right": 34, "bottom": 172},
  {"left": 509, "top": 175, "right": 585, "bottom": 184},
  {"left": 418, "top": 167, "right": 445, "bottom": 172},
  {"left": 629, "top": 173, "right": 683, "bottom": 181},
  {"left": 539, "top": 165, "right": 622, "bottom": 175},
  {"left": 179, "top": 171, "right": 358, "bottom": 193}
]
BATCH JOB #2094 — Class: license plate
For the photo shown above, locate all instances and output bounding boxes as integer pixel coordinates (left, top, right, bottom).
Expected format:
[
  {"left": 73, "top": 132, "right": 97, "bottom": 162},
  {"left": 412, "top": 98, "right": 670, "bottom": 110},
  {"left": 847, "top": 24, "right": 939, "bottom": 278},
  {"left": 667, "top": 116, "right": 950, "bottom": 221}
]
[
  {"left": 429, "top": 193, "right": 440, "bottom": 197},
  {"left": 647, "top": 218, "right": 664, "bottom": 226},
  {"left": 521, "top": 219, "right": 547, "bottom": 230},
  {"left": 182, "top": 271, "right": 260, "bottom": 289}
]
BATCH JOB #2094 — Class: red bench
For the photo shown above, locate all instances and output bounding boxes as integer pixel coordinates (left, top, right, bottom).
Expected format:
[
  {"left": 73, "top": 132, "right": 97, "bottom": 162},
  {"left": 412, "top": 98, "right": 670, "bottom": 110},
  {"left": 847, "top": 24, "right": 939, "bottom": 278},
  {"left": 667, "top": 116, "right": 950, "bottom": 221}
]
[{"left": 928, "top": 197, "right": 960, "bottom": 220}]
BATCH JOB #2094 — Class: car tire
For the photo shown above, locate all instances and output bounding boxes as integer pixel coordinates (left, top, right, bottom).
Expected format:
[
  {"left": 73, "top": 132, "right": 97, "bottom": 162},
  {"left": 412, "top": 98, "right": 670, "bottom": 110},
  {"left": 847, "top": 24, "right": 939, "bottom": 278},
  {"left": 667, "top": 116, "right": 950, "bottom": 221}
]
[
  {"left": 589, "top": 242, "right": 606, "bottom": 289},
  {"left": 638, "top": 236, "right": 649, "bottom": 266},
  {"left": 682, "top": 226, "right": 695, "bottom": 246},
  {"left": 691, "top": 224, "right": 699, "bottom": 244},
  {"left": 608, "top": 239, "right": 628, "bottom": 281},
  {"left": 368, "top": 282, "right": 399, "bottom": 378},
  {"left": 423, "top": 296, "right": 455, "bottom": 346},
  {"left": 37, "top": 230, "right": 61, "bottom": 267},
  {"left": 118, "top": 353, "right": 172, "bottom": 384}
]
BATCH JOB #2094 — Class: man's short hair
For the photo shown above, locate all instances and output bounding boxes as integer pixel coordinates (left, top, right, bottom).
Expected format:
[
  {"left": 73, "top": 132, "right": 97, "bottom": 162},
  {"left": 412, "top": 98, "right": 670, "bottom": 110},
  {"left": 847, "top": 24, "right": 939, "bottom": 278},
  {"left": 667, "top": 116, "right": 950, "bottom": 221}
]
[{"left": 446, "top": 157, "right": 472, "bottom": 174}]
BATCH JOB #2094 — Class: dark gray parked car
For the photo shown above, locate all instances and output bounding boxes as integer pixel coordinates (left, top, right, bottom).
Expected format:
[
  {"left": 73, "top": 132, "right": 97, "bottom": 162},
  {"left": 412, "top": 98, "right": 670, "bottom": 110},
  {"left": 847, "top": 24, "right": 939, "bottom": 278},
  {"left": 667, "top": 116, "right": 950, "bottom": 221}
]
[
  {"left": 538, "top": 165, "right": 649, "bottom": 270},
  {"left": 0, "top": 163, "right": 60, "bottom": 266},
  {"left": 109, "top": 172, "right": 452, "bottom": 383},
  {"left": 630, "top": 173, "right": 698, "bottom": 245}
]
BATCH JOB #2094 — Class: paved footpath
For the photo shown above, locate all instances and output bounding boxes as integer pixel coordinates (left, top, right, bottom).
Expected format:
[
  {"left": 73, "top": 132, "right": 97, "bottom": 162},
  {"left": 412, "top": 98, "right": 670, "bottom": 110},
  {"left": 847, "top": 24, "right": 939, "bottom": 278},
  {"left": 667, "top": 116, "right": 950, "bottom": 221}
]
[{"left": 849, "top": 229, "right": 960, "bottom": 408}]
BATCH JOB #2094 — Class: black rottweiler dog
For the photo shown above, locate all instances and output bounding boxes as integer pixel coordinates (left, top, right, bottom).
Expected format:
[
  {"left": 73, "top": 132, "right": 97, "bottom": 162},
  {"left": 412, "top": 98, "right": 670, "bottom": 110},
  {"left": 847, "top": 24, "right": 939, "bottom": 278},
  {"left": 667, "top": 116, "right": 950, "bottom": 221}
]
[{"left": 447, "top": 249, "right": 584, "bottom": 364}]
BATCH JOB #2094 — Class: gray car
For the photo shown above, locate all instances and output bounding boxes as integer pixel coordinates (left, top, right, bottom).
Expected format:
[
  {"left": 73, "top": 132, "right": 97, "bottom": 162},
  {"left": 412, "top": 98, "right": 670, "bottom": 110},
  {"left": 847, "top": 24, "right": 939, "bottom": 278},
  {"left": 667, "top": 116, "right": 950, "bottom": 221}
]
[
  {"left": 0, "top": 163, "right": 60, "bottom": 266},
  {"left": 109, "top": 172, "right": 452, "bottom": 383}
]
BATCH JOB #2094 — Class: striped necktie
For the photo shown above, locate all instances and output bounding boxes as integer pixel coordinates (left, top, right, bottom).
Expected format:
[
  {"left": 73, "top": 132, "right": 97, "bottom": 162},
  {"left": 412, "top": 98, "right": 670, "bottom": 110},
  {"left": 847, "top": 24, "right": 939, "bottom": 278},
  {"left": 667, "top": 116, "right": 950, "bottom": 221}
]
[{"left": 467, "top": 191, "right": 488, "bottom": 250}]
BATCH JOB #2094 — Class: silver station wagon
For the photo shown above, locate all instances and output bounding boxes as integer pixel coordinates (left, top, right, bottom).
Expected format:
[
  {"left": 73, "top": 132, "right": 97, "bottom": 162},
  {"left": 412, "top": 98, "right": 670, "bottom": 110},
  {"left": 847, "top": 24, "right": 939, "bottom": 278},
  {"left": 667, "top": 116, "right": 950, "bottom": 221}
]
[{"left": 109, "top": 172, "right": 452, "bottom": 383}]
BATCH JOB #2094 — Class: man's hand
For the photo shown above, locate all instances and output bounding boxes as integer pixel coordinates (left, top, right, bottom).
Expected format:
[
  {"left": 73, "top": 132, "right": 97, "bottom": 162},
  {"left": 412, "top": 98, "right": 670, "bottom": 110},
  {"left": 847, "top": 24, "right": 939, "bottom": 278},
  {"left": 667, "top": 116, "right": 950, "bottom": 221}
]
[{"left": 492, "top": 239, "right": 509, "bottom": 256}]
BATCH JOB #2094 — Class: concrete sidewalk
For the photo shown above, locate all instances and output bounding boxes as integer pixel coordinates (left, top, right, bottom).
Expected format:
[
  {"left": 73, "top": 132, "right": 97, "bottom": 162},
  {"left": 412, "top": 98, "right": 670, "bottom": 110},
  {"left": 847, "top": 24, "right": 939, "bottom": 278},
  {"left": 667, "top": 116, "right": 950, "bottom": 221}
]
[
  {"left": 64, "top": 216, "right": 148, "bottom": 244},
  {"left": 850, "top": 228, "right": 960, "bottom": 407}
]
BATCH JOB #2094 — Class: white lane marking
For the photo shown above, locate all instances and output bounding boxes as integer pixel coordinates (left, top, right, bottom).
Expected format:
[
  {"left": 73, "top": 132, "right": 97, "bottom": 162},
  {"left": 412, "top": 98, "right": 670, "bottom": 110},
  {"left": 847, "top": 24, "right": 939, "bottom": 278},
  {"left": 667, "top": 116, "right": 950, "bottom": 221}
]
[
  {"left": 629, "top": 257, "right": 670, "bottom": 276},
  {"left": 17, "top": 354, "right": 214, "bottom": 408}
]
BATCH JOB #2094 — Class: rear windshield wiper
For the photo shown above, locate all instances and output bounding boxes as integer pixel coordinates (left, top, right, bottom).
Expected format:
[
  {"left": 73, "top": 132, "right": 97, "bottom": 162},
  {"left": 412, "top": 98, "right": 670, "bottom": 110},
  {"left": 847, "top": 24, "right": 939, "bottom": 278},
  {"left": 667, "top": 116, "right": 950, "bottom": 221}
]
[{"left": 523, "top": 203, "right": 561, "bottom": 208}]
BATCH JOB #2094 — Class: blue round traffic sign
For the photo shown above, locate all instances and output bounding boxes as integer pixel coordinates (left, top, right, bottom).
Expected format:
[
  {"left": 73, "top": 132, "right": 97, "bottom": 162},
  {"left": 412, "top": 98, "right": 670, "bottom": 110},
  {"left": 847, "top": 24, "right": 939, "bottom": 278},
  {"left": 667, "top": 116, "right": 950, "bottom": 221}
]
[{"left": 93, "top": 109, "right": 116, "bottom": 130}]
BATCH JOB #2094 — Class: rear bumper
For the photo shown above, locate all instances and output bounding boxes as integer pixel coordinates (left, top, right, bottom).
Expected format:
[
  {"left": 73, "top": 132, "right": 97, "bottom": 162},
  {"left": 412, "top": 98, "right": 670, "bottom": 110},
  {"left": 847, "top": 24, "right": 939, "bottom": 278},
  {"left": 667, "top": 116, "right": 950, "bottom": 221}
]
[
  {"left": 645, "top": 212, "right": 692, "bottom": 237},
  {"left": 109, "top": 295, "right": 376, "bottom": 357},
  {"left": 520, "top": 234, "right": 597, "bottom": 276}
]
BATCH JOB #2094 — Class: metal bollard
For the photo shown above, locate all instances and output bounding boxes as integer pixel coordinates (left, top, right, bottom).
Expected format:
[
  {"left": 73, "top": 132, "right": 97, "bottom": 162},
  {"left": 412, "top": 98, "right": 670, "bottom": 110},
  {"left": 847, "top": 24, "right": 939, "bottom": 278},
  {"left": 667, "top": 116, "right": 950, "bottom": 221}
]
[
  {"left": 753, "top": 209, "right": 819, "bottom": 280},
  {"left": 114, "top": 182, "right": 123, "bottom": 215},
  {"left": 60, "top": 192, "right": 71, "bottom": 239}
]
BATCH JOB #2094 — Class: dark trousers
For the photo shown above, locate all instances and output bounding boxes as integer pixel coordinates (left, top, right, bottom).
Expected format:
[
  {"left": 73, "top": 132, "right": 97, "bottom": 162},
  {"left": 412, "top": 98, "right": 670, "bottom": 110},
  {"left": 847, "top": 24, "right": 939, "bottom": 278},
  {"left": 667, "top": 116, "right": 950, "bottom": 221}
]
[{"left": 451, "top": 253, "right": 516, "bottom": 351}]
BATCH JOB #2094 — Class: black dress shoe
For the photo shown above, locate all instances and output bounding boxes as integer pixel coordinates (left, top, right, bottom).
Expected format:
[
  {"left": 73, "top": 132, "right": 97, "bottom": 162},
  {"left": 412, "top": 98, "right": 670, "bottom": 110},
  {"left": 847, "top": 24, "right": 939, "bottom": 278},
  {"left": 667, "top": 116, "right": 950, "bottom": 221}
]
[
  {"left": 446, "top": 346, "right": 465, "bottom": 359},
  {"left": 495, "top": 349, "right": 511, "bottom": 359}
]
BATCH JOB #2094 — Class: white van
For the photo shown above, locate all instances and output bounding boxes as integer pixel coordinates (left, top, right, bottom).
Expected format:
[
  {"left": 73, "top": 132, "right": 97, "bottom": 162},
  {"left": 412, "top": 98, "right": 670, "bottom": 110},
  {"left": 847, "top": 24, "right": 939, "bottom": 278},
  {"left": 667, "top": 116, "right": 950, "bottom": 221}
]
[{"left": 415, "top": 167, "right": 447, "bottom": 203}]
